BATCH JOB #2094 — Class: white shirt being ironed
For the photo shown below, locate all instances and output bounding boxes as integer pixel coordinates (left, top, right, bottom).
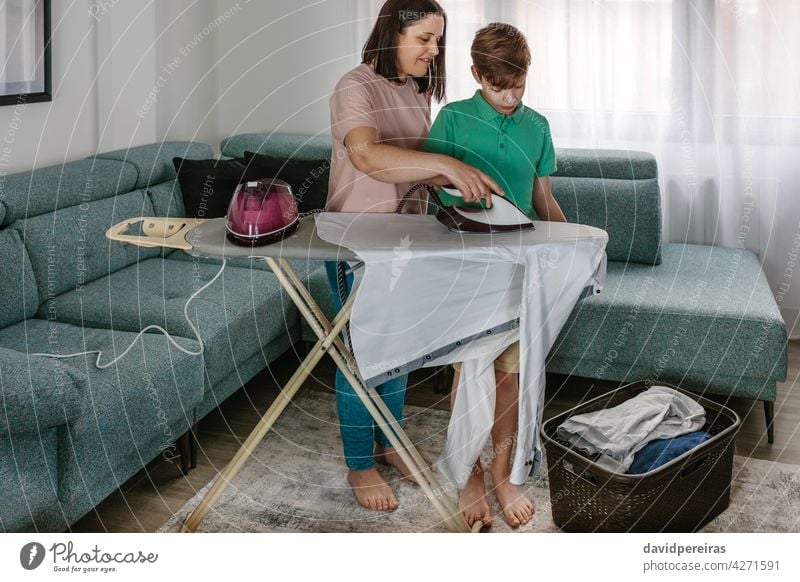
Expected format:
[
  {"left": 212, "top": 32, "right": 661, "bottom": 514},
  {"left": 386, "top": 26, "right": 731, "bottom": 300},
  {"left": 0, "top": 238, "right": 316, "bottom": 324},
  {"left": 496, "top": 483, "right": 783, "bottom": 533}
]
[{"left": 315, "top": 213, "right": 608, "bottom": 488}]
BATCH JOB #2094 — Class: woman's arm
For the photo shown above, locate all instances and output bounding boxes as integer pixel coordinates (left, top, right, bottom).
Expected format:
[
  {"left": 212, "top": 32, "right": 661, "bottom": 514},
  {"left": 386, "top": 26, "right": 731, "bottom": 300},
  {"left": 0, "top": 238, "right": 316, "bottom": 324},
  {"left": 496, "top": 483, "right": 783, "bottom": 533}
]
[
  {"left": 532, "top": 177, "right": 567, "bottom": 222},
  {"left": 345, "top": 126, "right": 504, "bottom": 204}
]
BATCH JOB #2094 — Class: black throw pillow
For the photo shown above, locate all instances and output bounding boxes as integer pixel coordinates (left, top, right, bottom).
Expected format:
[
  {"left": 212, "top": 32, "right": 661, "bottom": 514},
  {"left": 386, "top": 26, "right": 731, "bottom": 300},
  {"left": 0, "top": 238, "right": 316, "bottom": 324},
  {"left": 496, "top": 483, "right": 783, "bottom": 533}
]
[
  {"left": 172, "top": 157, "right": 251, "bottom": 219},
  {"left": 243, "top": 151, "right": 330, "bottom": 212}
]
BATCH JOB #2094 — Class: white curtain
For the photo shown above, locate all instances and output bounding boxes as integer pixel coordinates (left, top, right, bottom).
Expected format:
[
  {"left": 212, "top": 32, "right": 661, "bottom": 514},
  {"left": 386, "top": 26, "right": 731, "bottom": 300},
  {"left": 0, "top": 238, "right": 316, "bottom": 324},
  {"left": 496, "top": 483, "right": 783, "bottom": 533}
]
[
  {"left": 0, "top": 0, "right": 42, "bottom": 91},
  {"left": 354, "top": 0, "right": 800, "bottom": 335}
]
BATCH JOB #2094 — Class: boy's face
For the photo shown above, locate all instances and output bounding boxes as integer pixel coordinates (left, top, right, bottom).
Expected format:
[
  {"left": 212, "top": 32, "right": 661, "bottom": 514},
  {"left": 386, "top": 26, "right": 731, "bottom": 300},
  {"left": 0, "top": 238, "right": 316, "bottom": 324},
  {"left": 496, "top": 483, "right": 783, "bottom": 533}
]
[{"left": 471, "top": 66, "right": 527, "bottom": 116}]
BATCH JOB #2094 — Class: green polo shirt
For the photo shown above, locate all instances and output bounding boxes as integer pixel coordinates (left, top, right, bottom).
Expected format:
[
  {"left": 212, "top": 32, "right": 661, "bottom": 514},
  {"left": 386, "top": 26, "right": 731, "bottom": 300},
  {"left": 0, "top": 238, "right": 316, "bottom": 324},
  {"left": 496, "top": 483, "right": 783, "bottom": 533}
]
[{"left": 421, "top": 90, "right": 557, "bottom": 219}]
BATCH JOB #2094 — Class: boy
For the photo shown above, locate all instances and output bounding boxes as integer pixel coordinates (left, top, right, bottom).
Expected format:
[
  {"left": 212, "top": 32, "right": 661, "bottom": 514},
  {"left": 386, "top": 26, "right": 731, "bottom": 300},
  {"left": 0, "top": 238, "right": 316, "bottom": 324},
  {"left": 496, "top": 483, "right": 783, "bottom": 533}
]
[{"left": 421, "top": 22, "right": 566, "bottom": 528}]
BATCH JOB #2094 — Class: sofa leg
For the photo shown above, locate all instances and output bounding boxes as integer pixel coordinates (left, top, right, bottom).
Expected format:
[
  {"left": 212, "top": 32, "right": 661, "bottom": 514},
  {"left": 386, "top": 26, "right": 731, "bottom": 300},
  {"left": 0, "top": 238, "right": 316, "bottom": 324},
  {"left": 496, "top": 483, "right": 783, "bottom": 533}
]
[
  {"left": 764, "top": 401, "right": 775, "bottom": 444},
  {"left": 177, "top": 431, "right": 193, "bottom": 475},
  {"left": 189, "top": 423, "right": 198, "bottom": 470}
]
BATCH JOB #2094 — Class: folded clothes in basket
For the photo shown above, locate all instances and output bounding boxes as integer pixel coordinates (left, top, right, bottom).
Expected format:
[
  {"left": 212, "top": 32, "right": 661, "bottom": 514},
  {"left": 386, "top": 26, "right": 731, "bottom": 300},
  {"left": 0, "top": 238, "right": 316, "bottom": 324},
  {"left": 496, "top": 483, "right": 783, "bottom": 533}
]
[
  {"left": 556, "top": 386, "right": 706, "bottom": 473},
  {"left": 627, "top": 431, "right": 711, "bottom": 474}
]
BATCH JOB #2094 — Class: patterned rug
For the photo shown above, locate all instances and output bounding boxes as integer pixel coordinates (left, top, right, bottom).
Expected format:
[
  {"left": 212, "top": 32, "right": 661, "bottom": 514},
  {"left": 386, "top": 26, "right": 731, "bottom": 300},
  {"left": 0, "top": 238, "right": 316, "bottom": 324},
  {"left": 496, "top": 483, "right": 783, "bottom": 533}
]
[{"left": 160, "top": 390, "right": 800, "bottom": 533}]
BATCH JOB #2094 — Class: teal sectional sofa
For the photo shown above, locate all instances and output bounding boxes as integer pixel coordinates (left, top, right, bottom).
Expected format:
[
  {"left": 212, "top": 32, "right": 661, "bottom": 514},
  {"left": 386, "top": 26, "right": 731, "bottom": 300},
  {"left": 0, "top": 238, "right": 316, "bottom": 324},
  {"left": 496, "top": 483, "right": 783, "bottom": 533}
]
[
  {"left": 0, "top": 141, "right": 332, "bottom": 532},
  {"left": 0, "top": 132, "right": 786, "bottom": 532},
  {"left": 223, "top": 133, "right": 787, "bottom": 440}
]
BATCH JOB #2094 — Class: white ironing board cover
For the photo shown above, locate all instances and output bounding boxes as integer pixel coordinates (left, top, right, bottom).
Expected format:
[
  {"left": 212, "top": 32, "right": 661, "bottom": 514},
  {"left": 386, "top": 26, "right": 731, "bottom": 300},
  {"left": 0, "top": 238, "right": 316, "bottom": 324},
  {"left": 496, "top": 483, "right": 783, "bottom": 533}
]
[{"left": 315, "top": 213, "right": 608, "bottom": 488}]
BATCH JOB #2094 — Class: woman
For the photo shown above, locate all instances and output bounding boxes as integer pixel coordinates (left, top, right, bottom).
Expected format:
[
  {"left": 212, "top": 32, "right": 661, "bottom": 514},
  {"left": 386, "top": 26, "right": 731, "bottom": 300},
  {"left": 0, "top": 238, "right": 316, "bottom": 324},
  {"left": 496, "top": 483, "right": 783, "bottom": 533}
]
[{"left": 326, "top": 0, "right": 503, "bottom": 512}]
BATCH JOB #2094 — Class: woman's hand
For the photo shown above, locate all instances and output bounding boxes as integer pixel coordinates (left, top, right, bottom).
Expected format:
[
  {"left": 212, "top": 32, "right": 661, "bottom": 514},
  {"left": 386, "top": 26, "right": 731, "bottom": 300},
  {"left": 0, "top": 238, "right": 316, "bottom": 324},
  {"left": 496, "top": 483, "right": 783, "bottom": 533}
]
[{"left": 438, "top": 157, "right": 504, "bottom": 207}]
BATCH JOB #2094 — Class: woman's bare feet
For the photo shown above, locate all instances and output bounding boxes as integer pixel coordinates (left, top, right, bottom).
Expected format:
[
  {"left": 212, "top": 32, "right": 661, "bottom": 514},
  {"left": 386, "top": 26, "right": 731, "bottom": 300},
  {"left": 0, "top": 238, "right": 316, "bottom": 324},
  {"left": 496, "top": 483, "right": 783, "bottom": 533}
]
[
  {"left": 458, "top": 462, "right": 492, "bottom": 529},
  {"left": 493, "top": 480, "right": 534, "bottom": 528},
  {"left": 347, "top": 468, "right": 398, "bottom": 511},
  {"left": 375, "top": 445, "right": 426, "bottom": 485}
]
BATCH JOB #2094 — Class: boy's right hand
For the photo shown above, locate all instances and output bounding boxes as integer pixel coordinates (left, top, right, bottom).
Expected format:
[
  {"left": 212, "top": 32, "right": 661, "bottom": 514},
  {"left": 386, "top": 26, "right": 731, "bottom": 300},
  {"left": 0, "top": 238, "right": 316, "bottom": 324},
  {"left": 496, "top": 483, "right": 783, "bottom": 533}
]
[{"left": 439, "top": 158, "right": 504, "bottom": 208}]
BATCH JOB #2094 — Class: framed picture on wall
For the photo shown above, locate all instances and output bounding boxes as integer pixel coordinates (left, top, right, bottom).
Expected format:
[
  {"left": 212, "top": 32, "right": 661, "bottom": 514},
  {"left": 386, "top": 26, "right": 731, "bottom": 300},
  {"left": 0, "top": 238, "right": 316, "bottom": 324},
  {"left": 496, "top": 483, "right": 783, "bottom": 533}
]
[{"left": 0, "top": 0, "right": 52, "bottom": 106}]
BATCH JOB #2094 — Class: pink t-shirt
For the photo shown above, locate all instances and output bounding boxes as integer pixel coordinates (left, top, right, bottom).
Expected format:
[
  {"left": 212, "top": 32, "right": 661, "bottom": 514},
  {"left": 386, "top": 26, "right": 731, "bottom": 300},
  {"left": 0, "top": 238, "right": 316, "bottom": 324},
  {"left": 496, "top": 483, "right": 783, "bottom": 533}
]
[{"left": 327, "top": 63, "right": 431, "bottom": 214}]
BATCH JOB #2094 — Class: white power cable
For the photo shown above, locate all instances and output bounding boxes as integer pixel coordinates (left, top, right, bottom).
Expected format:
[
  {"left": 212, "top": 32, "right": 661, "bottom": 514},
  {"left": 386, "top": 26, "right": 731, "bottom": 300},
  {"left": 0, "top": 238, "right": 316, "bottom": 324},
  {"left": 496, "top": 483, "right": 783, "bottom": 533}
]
[{"left": 31, "top": 260, "right": 227, "bottom": 369}]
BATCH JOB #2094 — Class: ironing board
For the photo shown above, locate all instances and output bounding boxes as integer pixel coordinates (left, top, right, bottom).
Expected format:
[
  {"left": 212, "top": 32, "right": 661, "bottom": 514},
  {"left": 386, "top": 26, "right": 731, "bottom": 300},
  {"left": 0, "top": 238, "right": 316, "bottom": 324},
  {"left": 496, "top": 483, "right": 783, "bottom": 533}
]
[
  {"left": 107, "top": 214, "right": 607, "bottom": 532},
  {"left": 106, "top": 216, "right": 473, "bottom": 533}
]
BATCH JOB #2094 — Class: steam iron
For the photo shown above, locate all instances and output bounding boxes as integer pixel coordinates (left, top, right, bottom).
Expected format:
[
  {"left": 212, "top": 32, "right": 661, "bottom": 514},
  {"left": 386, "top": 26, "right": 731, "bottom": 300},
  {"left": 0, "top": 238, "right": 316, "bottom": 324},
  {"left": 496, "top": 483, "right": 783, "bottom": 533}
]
[{"left": 433, "top": 186, "right": 535, "bottom": 234}]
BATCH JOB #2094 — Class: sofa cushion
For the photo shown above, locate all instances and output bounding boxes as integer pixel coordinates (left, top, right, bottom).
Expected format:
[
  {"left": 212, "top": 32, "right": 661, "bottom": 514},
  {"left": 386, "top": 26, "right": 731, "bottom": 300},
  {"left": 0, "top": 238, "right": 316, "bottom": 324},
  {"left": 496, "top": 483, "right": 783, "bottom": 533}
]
[
  {"left": 0, "top": 228, "right": 38, "bottom": 327},
  {"left": 195, "top": 331, "right": 300, "bottom": 421},
  {"left": 91, "top": 141, "right": 214, "bottom": 189},
  {"left": 0, "top": 319, "right": 204, "bottom": 505},
  {"left": 244, "top": 151, "right": 329, "bottom": 212},
  {"left": 172, "top": 157, "right": 249, "bottom": 219},
  {"left": 220, "top": 133, "right": 332, "bottom": 160},
  {"left": 38, "top": 258, "right": 299, "bottom": 385},
  {"left": 546, "top": 242, "right": 787, "bottom": 400},
  {"left": 0, "top": 347, "right": 90, "bottom": 434},
  {"left": 167, "top": 252, "right": 337, "bottom": 344},
  {"left": 0, "top": 427, "right": 60, "bottom": 532},
  {"left": 14, "top": 189, "right": 161, "bottom": 298},
  {"left": 552, "top": 176, "right": 661, "bottom": 265},
  {"left": 0, "top": 159, "right": 137, "bottom": 225}
]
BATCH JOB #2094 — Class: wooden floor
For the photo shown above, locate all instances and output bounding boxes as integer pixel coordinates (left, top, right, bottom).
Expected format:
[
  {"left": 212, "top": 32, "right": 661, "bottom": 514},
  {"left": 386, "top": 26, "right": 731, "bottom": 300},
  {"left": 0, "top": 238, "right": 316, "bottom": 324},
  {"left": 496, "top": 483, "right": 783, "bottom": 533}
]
[{"left": 72, "top": 340, "right": 800, "bottom": 533}]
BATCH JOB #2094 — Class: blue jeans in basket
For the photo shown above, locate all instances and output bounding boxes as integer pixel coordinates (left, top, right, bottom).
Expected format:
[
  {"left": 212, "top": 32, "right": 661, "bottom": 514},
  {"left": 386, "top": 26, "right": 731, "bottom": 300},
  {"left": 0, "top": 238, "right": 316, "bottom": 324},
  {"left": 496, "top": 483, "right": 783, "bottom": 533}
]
[{"left": 324, "top": 261, "right": 408, "bottom": 471}]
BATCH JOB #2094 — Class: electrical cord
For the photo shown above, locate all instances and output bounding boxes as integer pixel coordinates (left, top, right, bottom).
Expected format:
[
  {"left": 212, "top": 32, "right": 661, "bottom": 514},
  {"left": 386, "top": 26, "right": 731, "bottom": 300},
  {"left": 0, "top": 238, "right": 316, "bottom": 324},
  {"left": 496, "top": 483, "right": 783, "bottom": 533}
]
[{"left": 31, "top": 259, "right": 227, "bottom": 369}]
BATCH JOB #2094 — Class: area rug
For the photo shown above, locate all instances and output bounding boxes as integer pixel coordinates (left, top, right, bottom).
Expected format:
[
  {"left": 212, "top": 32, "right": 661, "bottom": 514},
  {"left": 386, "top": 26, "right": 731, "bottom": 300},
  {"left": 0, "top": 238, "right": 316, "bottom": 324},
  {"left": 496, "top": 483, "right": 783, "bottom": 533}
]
[{"left": 160, "top": 390, "right": 800, "bottom": 533}]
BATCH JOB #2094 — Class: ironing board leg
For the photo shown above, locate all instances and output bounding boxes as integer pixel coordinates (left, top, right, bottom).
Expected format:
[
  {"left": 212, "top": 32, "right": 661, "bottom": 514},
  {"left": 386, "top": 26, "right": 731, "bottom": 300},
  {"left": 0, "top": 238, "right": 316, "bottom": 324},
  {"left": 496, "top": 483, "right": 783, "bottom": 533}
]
[
  {"left": 270, "top": 259, "right": 468, "bottom": 533},
  {"left": 277, "top": 260, "right": 455, "bottom": 496},
  {"left": 180, "top": 293, "right": 356, "bottom": 533}
]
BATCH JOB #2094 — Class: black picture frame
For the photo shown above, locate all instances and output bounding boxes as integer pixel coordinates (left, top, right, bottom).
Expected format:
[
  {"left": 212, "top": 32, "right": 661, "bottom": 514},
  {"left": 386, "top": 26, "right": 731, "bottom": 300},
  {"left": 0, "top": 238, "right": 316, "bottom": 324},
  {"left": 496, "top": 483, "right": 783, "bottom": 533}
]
[{"left": 0, "top": 0, "right": 52, "bottom": 106}]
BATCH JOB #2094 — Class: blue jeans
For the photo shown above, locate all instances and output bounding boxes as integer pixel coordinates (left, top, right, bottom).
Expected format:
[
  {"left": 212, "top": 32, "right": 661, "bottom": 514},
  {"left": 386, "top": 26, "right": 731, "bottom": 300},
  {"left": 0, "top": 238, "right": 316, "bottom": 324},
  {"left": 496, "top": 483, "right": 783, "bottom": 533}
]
[{"left": 325, "top": 261, "right": 408, "bottom": 470}]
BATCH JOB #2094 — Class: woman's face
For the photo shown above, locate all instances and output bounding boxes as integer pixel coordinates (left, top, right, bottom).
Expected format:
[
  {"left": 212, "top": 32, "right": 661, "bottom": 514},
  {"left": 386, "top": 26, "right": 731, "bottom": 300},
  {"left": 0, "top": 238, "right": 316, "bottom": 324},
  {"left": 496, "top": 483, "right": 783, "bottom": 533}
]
[{"left": 395, "top": 15, "right": 444, "bottom": 80}]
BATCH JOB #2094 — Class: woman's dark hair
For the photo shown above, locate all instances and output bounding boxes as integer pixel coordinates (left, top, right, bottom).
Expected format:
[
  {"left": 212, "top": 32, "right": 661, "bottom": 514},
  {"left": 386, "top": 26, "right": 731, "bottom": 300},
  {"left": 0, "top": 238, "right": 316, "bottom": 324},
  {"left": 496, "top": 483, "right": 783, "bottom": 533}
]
[{"left": 362, "top": 0, "right": 447, "bottom": 102}]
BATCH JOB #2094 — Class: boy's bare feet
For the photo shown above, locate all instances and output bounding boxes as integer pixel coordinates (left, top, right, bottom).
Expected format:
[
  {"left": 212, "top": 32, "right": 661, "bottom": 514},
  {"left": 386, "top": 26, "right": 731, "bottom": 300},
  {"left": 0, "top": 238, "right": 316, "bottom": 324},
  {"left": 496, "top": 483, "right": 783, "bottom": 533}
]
[
  {"left": 493, "top": 480, "right": 534, "bottom": 528},
  {"left": 458, "top": 462, "right": 492, "bottom": 528},
  {"left": 375, "top": 445, "right": 425, "bottom": 485},
  {"left": 347, "top": 468, "right": 398, "bottom": 511}
]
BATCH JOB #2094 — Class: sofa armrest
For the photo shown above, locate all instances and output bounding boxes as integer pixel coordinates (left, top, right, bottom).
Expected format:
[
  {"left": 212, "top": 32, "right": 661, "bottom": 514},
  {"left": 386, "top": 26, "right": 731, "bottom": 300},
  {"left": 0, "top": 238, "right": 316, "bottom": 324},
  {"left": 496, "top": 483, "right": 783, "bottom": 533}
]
[
  {"left": 0, "top": 347, "right": 89, "bottom": 435},
  {"left": 553, "top": 148, "right": 658, "bottom": 181},
  {"left": 551, "top": 149, "right": 662, "bottom": 266}
]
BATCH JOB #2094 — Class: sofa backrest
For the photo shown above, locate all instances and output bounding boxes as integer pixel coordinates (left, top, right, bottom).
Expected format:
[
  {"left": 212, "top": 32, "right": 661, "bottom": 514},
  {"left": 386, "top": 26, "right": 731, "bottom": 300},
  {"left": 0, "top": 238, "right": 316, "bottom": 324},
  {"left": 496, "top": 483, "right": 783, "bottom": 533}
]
[
  {"left": 551, "top": 149, "right": 661, "bottom": 265},
  {"left": 221, "top": 133, "right": 331, "bottom": 161},
  {"left": 91, "top": 141, "right": 215, "bottom": 220},
  {"left": 221, "top": 133, "right": 332, "bottom": 212},
  {"left": 0, "top": 228, "right": 38, "bottom": 328},
  {"left": 221, "top": 133, "right": 663, "bottom": 265},
  {"left": 0, "top": 141, "right": 214, "bottom": 303}
]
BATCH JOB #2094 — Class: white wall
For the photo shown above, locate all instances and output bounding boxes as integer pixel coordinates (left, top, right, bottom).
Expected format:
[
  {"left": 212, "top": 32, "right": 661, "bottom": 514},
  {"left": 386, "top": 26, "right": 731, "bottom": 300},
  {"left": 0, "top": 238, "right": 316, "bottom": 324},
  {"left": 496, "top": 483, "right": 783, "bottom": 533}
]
[
  {"left": 214, "top": 0, "right": 360, "bottom": 141},
  {"left": 0, "top": 0, "right": 99, "bottom": 175},
  {"left": 0, "top": 0, "right": 359, "bottom": 175},
  {"left": 94, "top": 0, "right": 157, "bottom": 153},
  {"left": 154, "top": 1, "right": 222, "bottom": 150}
]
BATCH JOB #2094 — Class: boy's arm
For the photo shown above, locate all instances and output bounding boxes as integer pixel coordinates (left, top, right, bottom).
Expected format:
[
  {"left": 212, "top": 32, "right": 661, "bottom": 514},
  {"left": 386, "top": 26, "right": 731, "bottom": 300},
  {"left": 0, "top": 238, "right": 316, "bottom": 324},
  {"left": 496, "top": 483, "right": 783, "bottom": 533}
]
[
  {"left": 532, "top": 177, "right": 567, "bottom": 222},
  {"left": 531, "top": 117, "right": 565, "bottom": 221}
]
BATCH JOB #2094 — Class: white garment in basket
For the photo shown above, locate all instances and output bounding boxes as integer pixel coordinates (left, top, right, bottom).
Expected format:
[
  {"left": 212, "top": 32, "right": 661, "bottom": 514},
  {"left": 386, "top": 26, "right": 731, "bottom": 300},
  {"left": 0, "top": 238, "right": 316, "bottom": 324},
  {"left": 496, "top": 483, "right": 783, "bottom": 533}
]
[
  {"left": 315, "top": 213, "right": 608, "bottom": 488},
  {"left": 556, "top": 385, "right": 707, "bottom": 473}
]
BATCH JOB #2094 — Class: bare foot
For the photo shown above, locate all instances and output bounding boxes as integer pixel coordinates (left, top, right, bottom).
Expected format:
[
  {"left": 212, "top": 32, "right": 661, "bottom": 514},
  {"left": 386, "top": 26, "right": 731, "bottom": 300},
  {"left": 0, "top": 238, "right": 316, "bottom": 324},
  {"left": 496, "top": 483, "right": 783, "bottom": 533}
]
[
  {"left": 458, "top": 463, "right": 492, "bottom": 529},
  {"left": 375, "top": 445, "right": 426, "bottom": 485},
  {"left": 493, "top": 481, "right": 534, "bottom": 528},
  {"left": 347, "top": 468, "right": 398, "bottom": 511}
]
